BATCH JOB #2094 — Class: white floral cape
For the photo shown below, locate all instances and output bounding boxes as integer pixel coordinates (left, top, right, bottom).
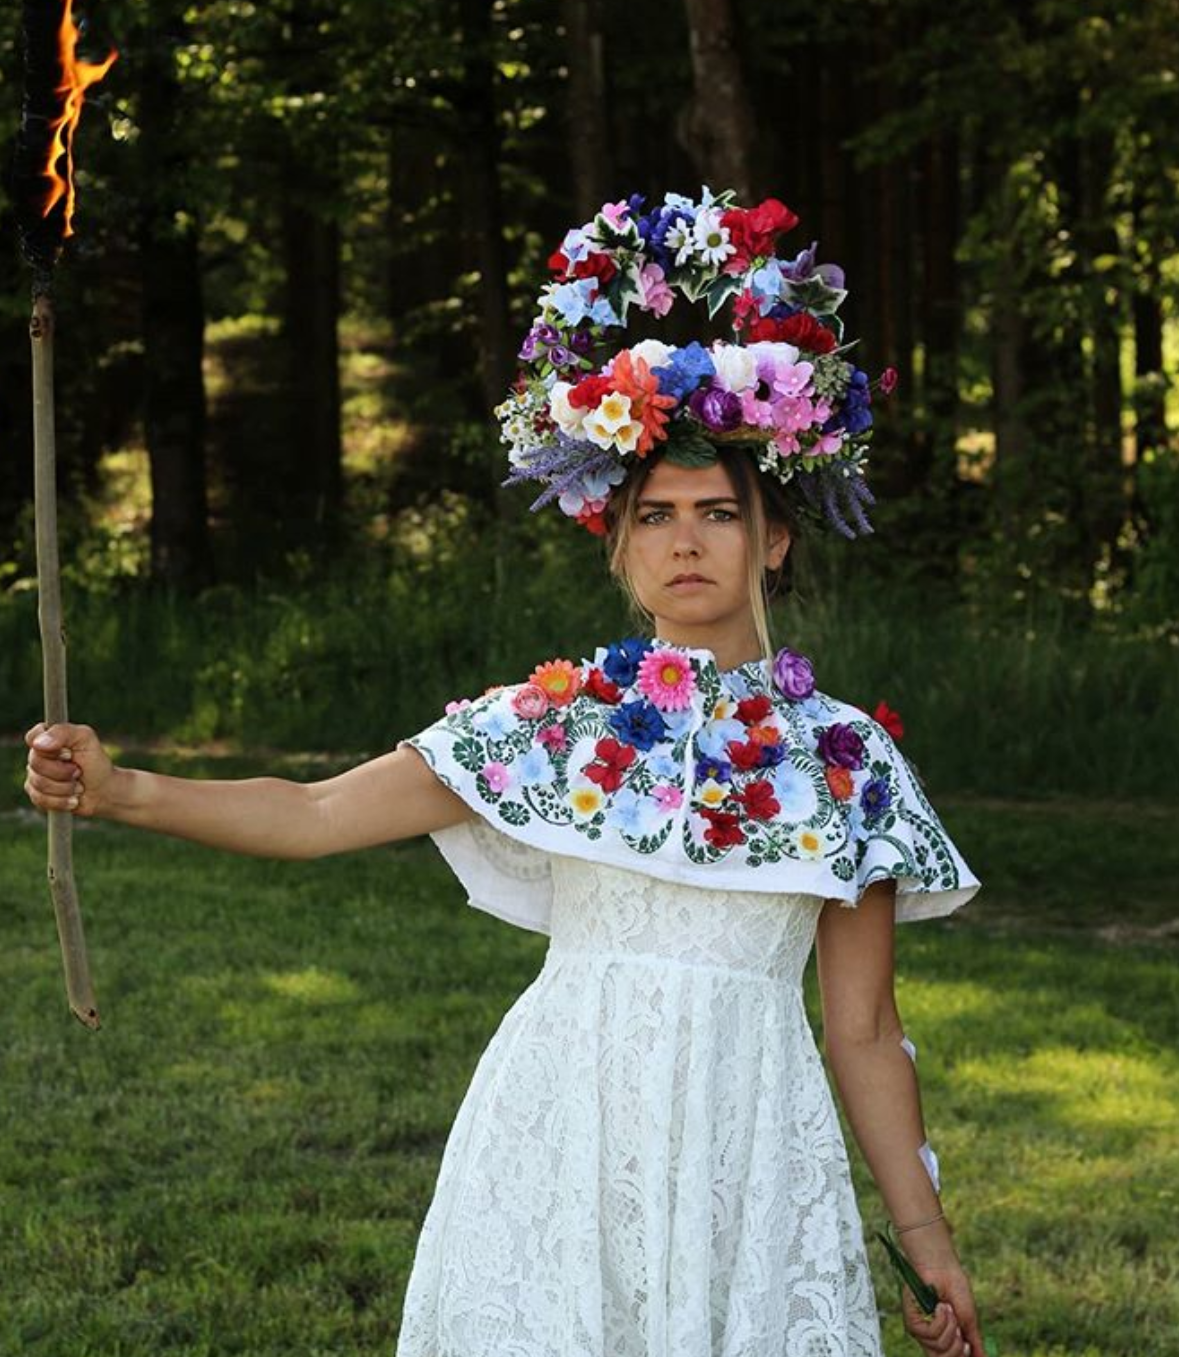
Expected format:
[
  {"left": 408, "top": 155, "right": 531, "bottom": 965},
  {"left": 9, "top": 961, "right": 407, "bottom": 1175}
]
[{"left": 400, "top": 637, "right": 981, "bottom": 935}]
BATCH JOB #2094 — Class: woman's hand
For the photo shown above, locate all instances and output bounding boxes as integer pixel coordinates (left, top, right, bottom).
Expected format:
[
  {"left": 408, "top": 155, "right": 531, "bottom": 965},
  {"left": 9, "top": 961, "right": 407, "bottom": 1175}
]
[
  {"left": 901, "top": 1262, "right": 986, "bottom": 1357},
  {"left": 24, "top": 722, "right": 117, "bottom": 819}
]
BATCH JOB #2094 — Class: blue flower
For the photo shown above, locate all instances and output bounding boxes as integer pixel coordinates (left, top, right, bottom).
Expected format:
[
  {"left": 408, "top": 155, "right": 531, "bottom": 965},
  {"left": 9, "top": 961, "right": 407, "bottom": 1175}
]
[
  {"left": 607, "top": 787, "right": 663, "bottom": 838},
  {"left": 695, "top": 717, "right": 746, "bottom": 759},
  {"left": 547, "top": 278, "right": 600, "bottom": 326},
  {"left": 661, "top": 707, "right": 695, "bottom": 740},
  {"left": 653, "top": 342, "right": 716, "bottom": 401},
  {"left": 751, "top": 259, "right": 786, "bottom": 313},
  {"left": 517, "top": 746, "right": 556, "bottom": 786},
  {"left": 646, "top": 750, "right": 681, "bottom": 780},
  {"left": 609, "top": 699, "right": 668, "bottom": 752},
  {"left": 860, "top": 776, "right": 892, "bottom": 822},
  {"left": 829, "top": 368, "right": 873, "bottom": 436},
  {"left": 758, "top": 743, "right": 788, "bottom": 768},
  {"left": 603, "top": 636, "right": 651, "bottom": 687},
  {"left": 472, "top": 705, "right": 517, "bottom": 741},
  {"left": 771, "top": 762, "right": 819, "bottom": 818},
  {"left": 694, "top": 754, "right": 732, "bottom": 784},
  {"left": 588, "top": 294, "right": 621, "bottom": 327}
]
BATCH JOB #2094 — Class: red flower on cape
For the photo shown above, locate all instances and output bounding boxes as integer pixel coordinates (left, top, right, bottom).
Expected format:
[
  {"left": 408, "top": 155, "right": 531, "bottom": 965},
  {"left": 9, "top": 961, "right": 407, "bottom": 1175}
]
[
  {"left": 727, "top": 740, "right": 764, "bottom": 772},
  {"left": 584, "top": 667, "right": 624, "bottom": 704},
  {"left": 584, "top": 737, "right": 636, "bottom": 793},
  {"left": 733, "top": 779, "right": 781, "bottom": 821},
  {"left": 700, "top": 808, "right": 746, "bottom": 848},
  {"left": 700, "top": 803, "right": 743, "bottom": 846},
  {"left": 747, "top": 312, "right": 838, "bottom": 354},
  {"left": 736, "top": 694, "right": 773, "bottom": 725}
]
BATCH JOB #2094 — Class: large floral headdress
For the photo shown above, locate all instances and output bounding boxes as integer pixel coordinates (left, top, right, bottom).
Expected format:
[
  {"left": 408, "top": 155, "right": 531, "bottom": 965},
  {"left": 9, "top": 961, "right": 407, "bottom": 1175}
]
[{"left": 496, "top": 188, "right": 897, "bottom": 538}]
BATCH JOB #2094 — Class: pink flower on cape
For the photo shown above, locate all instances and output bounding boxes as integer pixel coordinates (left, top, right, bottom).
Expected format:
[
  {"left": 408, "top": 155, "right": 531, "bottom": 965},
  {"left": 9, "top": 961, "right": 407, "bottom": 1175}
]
[
  {"left": 482, "top": 761, "right": 512, "bottom": 793},
  {"left": 511, "top": 683, "right": 550, "bottom": 720},
  {"left": 636, "top": 648, "right": 698, "bottom": 711},
  {"left": 537, "top": 724, "right": 568, "bottom": 752},
  {"left": 652, "top": 784, "right": 684, "bottom": 812}
]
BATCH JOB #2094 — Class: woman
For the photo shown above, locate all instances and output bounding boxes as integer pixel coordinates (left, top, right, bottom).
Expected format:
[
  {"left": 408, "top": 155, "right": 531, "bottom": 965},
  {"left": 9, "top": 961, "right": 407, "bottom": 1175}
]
[{"left": 25, "top": 189, "right": 987, "bottom": 1356}]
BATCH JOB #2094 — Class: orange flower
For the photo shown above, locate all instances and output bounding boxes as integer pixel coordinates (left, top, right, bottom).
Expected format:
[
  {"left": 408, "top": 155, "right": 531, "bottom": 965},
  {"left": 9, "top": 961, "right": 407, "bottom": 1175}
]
[
  {"left": 609, "top": 350, "right": 677, "bottom": 455},
  {"left": 825, "top": 766, "right": 854, "bottom": 801},
  {"left": 747, "top": 723, "right": 782, "bottom": 747},
  {"left": 528, "top": 658, "right": 583, "bottom": 707}
]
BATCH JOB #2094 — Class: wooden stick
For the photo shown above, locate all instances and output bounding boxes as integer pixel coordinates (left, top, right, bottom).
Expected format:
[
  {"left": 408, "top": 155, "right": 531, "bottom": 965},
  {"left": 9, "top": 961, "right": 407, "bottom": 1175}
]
[{"left": 30, "top": 290, "right": 100, "bottom": 1030}]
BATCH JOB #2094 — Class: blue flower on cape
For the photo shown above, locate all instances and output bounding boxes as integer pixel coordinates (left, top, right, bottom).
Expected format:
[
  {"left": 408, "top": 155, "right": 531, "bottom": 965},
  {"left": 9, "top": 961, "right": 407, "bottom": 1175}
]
[
  {"left": 472, "top": 705, "right": 517, "bottom": 741},
  {"left": 661, "top": 707, "right": 695, "bottom": 740},
  {"left": 646, "top": 750, "right": 681, "bottom": 780},
  {"left": 517, "top": 746, "right": 556, "bottom": 786},
  {"left": 696, "top": 717, "right": 746, "bottom": 759},
  {"left": 859, "top": 775, "right": 893, "bottom": 823},
  {"left": 770, "top": 761, "right": 819, "bottom": 819},
  {"left": 653, "top": 342, "right": 716, "bottom": 401},
  {"left": 603, "top": 636, "right": 652, "bottom": 687},
  {"left": 695, "top": 755, "right": 732, "bottom": 784},
  {"left": 609, "top": 699, "right": 668, "bottom": 752},
  {"left": 607, "top": 787, "right": 663, "bottom": 838}
]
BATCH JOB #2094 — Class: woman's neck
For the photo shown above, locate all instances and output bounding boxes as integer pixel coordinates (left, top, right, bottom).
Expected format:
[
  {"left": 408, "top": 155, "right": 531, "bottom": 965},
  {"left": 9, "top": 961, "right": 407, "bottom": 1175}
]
[{"left": 649, "top": 619, "right": 765, "bottom": 673}]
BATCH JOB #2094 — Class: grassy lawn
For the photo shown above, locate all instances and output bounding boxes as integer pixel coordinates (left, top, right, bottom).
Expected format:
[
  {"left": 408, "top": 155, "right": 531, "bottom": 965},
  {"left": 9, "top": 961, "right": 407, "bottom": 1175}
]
[{"left": 1, "top": 794, "right": 1176, "bottom": 1356}]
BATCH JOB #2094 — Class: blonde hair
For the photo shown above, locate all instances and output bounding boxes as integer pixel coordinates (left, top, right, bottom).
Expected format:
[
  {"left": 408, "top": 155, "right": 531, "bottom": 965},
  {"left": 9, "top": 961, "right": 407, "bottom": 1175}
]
[{"left": 603, "top": 448, "right": 799, "bottom": 660}]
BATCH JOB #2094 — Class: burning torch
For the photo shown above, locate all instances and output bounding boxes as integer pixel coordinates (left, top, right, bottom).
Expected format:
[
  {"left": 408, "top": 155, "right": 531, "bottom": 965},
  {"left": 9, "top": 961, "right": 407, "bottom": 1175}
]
[{"left": 11, "top": 0, "right": 116, "bottom": 1029}]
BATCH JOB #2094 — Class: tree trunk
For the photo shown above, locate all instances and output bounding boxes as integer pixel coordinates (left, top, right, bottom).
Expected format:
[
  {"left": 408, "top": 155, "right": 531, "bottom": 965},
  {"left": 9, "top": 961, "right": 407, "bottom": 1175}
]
[
  {"left": 562, "top": 0, "right": 610, "bottom": 220},
  {"left": 280, "top": 147, "right": 343, "bottom": 541},
  {"left": 1133, "top": 288, "right": 1167, "bottom": 458},
  {"left": 679, "top": 0, "right": 756, "bottom": 199},
  {"left": 138, "top": 18, "right": 213, "bottom": 590},
  {"left": 917, "top": 131, "right": 960, "bottom": 494}
]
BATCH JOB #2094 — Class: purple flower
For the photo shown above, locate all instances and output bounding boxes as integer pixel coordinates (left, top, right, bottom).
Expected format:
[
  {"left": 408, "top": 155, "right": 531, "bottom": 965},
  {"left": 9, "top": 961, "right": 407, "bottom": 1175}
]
[
  {"left": 772, "top": 647, "right": 815, "bottom": 700},
  {"left": 688, "top": 385, "right": 743, "bottom": 433},
  {"left": 859, "top": 776, "right": 892, "bottom": 822},
  {"left": 518, "top": 331, "right": 540, "bottom": 361},
  {"left": 536, "top": 323, "right": 559, "bottom": 345},
  {"left": 695, "top": 755, "right": 732, "bottom": 784},
  {"left": 816, "top": 722, "right": 865, "bottom": 770},
  {"left": 548, "top": 344, "right": 574, "bottom": 369},
  {"left": 568, "top": 329, "right": 593, "bottom": 355}
]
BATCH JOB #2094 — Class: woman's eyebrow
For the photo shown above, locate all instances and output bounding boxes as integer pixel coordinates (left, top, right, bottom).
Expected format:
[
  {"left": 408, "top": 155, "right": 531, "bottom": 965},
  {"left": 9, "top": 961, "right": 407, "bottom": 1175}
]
[{"left": 637, "top": 496, "right": 740, "bottom": 508}]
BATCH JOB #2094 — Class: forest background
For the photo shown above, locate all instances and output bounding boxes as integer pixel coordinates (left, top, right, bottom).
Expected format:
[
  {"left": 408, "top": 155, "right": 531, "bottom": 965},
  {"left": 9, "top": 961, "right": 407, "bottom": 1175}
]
[{"left": 0, "top": 0, "right": 1177, "bottom": 785}]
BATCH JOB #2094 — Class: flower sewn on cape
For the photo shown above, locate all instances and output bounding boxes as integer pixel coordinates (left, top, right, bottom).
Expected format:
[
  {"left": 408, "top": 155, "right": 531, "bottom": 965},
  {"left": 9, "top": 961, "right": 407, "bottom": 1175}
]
[
  {"left": 636, "top": 648, "right": 698, "bottom": 711},
  {"left": 528, "top": 658, "right": 582, "bottom": 706}
]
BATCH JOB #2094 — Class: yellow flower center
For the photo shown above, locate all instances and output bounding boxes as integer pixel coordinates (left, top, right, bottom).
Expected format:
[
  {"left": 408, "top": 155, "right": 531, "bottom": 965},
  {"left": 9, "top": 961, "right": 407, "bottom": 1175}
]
[
  {"left": 571, "top": 788, "right": 601, "bottom": 814},
  {"left": 799, "top": 831, "right": 820, "bottom": 852},
  {"left": 660, "top": 663, "right": 682, "bottom": 686}
]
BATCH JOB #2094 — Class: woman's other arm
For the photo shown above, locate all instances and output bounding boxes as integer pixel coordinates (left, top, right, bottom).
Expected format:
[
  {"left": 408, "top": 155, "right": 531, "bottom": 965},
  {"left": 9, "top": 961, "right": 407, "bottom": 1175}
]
[
  {"left": 24, "top": 722, "right": 474, "bottom": 859},
  {"left": 815, "top": 880, "right": 985, "bottom": 1357}
]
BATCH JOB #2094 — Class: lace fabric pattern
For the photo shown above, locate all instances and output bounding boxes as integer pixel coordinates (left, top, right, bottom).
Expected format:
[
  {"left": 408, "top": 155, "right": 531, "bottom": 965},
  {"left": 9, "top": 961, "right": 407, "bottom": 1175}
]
[{"left": 395, "top": 857, "right": 884, "bottom": 1357}]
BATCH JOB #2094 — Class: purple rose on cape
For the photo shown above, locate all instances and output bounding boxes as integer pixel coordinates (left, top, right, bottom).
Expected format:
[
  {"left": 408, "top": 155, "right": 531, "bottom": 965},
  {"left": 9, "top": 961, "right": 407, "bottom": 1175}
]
[
  {"left": 688, "top": 385, "right": 743, "bottom": 433},
  {"left": 772, "top": 647, "right": 815, "bottom": 701},
  {"left": 816, "top": 722, "right": 865, "bottom": 770}
]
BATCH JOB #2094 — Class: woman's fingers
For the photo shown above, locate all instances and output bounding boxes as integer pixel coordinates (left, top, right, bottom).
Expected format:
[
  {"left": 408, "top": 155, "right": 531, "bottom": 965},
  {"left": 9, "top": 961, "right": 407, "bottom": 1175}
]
[
  {"left": 24, "top": 722, "right": 100, "bottom": 813},
  {"left": 905, "top": 1300, "right": 967, "bottom": 1356}
]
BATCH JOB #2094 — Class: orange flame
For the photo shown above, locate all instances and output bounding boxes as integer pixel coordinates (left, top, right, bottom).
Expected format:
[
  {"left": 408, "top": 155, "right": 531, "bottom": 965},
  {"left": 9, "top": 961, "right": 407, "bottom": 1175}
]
[{"left": 40, "top": 0, "right": 118, "bottom": 238}]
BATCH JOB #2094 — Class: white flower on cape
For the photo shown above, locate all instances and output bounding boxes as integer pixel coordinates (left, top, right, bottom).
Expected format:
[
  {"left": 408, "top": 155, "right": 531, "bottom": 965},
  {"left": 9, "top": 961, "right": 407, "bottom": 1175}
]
[
  {"left": 606, "top": 788, "right": 663, "bottom": 838},
  {"left": 517, "top": 746, "right": 556, "bottom": 786},
  {"left": 472, "top": 704, "right": 518, "bottom": 741},
  {"left": 771, "top": 761, "right": 820, "bottom": 819},
  {"left": 695, "top": 717, "right": 746, "bottom": 759}
]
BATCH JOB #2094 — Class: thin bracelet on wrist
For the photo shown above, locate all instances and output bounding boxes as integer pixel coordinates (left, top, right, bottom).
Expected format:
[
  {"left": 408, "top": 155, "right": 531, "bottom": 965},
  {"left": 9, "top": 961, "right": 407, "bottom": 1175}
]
[{"left": 893, "top": 1209, "right": 947, "bottom": 1236}]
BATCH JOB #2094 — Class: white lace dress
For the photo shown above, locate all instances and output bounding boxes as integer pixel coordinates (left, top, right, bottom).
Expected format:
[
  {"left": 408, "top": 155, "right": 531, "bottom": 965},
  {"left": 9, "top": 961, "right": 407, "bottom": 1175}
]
[{"left": 394, "top": 852, "right": 883, "bottom": 1357}]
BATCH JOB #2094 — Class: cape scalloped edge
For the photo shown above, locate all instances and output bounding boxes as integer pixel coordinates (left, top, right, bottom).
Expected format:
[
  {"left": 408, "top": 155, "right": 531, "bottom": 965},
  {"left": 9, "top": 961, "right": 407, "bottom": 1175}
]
[
  {"left": 400, "top": 637, "right": 981, "bottom": 931},
  {"left": 497, "top": 188, "right": 898, "bottom": 539}
]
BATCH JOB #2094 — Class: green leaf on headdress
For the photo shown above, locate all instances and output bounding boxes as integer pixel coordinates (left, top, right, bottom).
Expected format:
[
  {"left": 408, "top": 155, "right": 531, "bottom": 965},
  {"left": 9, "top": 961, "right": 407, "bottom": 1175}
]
[
  {"left": 663, "top": 424, "right": 718, "bottom": 469},
  {"left": 785, "top": 277, "right": 848, "bottom": 315},
  {"left": 705, "top": 274, "right": 743, "bottom": 318}
]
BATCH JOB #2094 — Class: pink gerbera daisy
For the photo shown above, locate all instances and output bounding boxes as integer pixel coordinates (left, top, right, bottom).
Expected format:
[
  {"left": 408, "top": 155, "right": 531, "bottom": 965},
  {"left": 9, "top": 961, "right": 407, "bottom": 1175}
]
[{"left": 636, "top": 648, "right": 698, "bottom": 711}]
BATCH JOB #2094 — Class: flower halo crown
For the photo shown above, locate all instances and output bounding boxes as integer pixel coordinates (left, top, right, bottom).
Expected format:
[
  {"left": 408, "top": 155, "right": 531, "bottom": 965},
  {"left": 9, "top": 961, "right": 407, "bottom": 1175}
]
[{"left": 496, "top": 187, "right": 898, "bottom": 539}]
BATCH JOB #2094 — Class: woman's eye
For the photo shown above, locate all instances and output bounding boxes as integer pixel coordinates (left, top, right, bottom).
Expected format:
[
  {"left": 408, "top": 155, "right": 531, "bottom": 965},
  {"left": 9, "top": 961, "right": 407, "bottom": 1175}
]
[
  {"left": 709, "top": 509, "right": 736, "bottom": 522},
  {"left": 638, "top": 512, "right": 666, "bottom": 525}
]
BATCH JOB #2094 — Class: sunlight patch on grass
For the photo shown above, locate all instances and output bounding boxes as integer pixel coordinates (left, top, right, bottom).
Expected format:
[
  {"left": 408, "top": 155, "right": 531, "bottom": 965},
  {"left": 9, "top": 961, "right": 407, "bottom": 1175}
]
[
  {"left": 957, "top": 1046, "right": 1178, "bottom": 1132},
  {"left": 261, "top": 966, "right": 361, "bottom": 1004}
]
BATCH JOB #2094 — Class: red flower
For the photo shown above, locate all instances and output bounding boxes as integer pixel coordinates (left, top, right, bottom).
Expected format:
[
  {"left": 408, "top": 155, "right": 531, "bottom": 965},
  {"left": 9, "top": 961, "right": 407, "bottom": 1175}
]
[
  {"left": 731, "top": 289, "right": 760, "bottom": 332},
  {"left": 584, "top": 667, "right": 623, "bottom": 704},
  {"left": 548, "top": 246, "right": 571, "bottom": 276},
  {"left": 568, "top": 373, "right": 614, "bottom": 410},
  {"left": 880, "top": 367, "right": 899, "bottom": 395},
  {"left": 700, "top": 808, "right": 746, "bottom": 848},
  {"left": 583, "top": 737, "right": 636, "bottom": 793},
  {"left": 570, "top": 251, "right": 617, "bottom": 288},
  {"left": 872, "top": 701, "right": 904, "bottom": 741},
  {"left": 727, "top": 739, "right": 764, "bottom": 772},
  {"left": 736, "top": 694, "right": 773, "bottom": 725},
  {"left": 577, "top": 505, "right": 608, "bottom": 536},
  {"left": 720, "top": 198, "right": 799, "bottom": 267},
  {"left": 747, "top": 312, "right": 838, "bottom": 354},
  {"left": 733, "top": 779, "right": 781, "bottom": 821}
]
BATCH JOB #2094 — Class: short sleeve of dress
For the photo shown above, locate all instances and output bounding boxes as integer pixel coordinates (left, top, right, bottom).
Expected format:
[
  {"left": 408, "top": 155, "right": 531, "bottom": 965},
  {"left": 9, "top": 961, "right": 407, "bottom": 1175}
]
[
  {"left": 398, "top": 687, "right": 557, "bottom": 935},
  {"left": 848, "top": 719, "right": 980, "bottom": 924}
]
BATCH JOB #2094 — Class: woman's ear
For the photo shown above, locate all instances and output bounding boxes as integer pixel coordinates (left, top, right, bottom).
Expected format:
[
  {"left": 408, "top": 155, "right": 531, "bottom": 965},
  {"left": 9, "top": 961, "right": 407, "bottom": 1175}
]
[{"left": 766, "top": 524, "right": 792, "bottom": 571}]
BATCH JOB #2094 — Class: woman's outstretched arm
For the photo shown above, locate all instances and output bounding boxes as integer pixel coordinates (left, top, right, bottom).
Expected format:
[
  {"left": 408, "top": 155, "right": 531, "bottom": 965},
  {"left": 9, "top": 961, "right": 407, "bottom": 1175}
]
[
  {"left": 815, "top": 881, "right": 985, "bottom": 1357},
  {"left": 23, "top": 722, "right": 474, "bottom": 859}
]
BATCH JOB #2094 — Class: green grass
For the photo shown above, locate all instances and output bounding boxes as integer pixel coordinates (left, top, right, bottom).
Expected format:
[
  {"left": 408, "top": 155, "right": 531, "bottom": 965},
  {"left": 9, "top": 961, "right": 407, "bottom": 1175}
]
[{"left": 1, "top": 795, "right": 1176, "bottom": 1355}]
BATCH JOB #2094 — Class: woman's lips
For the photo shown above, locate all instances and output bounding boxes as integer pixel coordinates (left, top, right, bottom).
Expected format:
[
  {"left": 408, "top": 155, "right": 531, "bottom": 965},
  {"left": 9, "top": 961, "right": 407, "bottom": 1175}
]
[{"left": 668, "top": 575, "right": 711, "bottom": 589}]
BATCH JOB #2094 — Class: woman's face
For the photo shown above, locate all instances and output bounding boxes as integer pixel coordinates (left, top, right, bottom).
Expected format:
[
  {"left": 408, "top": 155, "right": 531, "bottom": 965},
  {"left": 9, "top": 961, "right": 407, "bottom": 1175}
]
[{"left": 621, "top": 457, "right": 789, "bottom": 648}]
